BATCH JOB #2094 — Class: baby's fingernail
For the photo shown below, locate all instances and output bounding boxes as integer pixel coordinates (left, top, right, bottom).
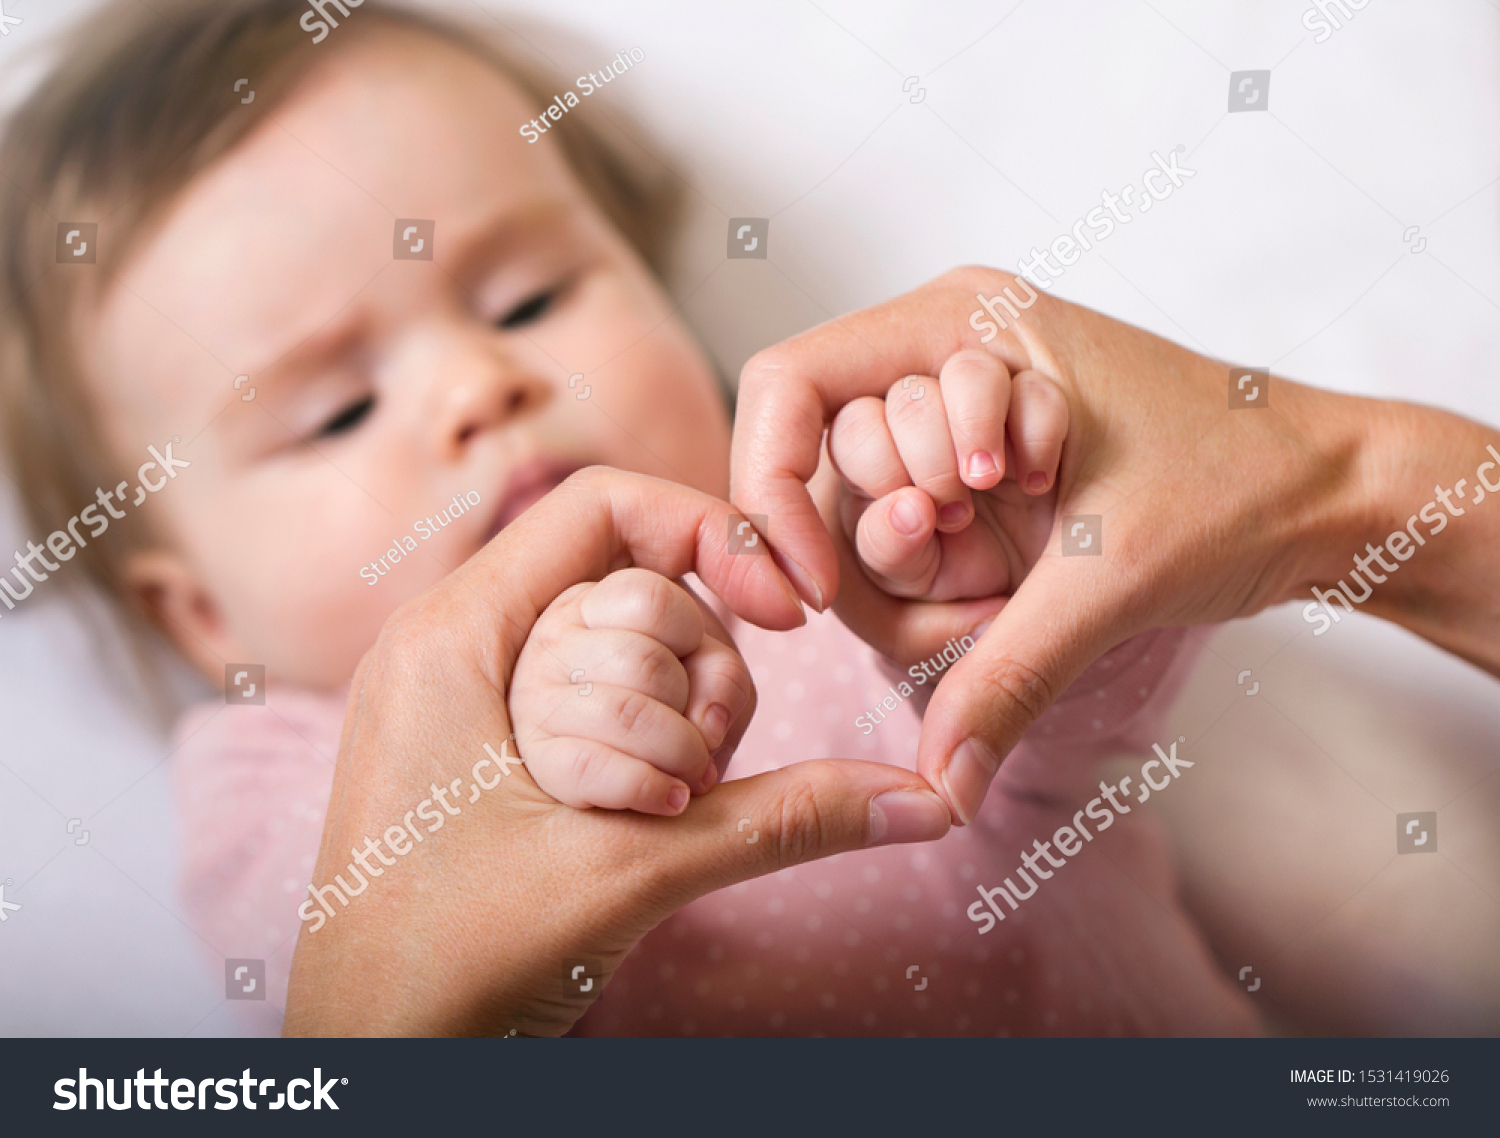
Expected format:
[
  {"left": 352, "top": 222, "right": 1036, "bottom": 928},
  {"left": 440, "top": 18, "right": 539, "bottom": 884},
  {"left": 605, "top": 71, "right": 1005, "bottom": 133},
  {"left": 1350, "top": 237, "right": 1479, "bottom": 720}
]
[
  {"left": 699, "top": 763, "right": 719, "bottom": 793},
  {"left": 890, "top": 496, "right": 924, "bottom": 536},
  {"left": 868, "top": 790, "right": 951, "bottom": 847},
  {"left": 940, "top": 738, "right": 999, "bottom": 826},
  {"left": 700, "top": 703, "right": 731, "bottom": 750},
  {"left": 938, "top": 501, "right": 969, "bottom": 528},
  {"left": 1026, "top": 470, "right": 1049, "bottom": 493},
  {"left": 970, "top": 619, "right": 993, "bottom": 640},
  {"left": 667, "top": 785, "right": 690, "bottom": 814},
  {"left": 966, "top": 451, "right": 999, "bottom": 481}
]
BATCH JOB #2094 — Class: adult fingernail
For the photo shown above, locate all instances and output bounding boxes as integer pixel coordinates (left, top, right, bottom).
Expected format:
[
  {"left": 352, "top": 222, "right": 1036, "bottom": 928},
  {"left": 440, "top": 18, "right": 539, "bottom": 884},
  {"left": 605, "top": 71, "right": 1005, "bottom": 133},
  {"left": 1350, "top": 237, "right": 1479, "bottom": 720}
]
[
  {"left": 868, "top": 790, "right": 951, "bottom": 846},
  {"left": 940, "top": 738, "right": 999, "bottom": 826},
  {"left": 938, "top": 501, "right": 970, "bottom": 528},
  {"left": 966, "top": 451, "right": 999, "bottom": 481},
  {"left": 1026, "top": 470, "right": 1049, "bottom": 492},
  {"left": 772, "top": 550, "right": 823, "bottom": 613},
  {"left": 700, "top": 703, "right": 731, "bottom": 750},
  {"left": 970, "top": 619, "right": 993, "bottom": 640},
  {"left": 667, "top": 785, "right": 690, "bottom": 813},
  {"left": 891, "top": 496, "right": 924, "bottom": 536}
]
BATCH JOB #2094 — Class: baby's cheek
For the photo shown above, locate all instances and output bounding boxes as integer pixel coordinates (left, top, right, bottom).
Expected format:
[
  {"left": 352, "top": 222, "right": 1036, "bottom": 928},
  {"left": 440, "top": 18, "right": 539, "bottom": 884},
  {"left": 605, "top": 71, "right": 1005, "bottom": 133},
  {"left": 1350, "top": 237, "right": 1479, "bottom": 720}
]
[
  {"left": 568, "top": 296, "right": 729, "bottom": 493},
  {"left": 216, "top": 537, "right": 429, "bottom": 689}
]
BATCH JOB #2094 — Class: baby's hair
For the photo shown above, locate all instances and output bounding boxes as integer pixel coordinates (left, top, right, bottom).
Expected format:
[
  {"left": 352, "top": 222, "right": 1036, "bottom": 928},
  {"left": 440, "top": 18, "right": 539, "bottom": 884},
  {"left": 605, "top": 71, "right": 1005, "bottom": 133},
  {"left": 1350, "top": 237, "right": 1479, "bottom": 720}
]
[{"left": 0, "top": 0, "right": 677, "bottom": 684}]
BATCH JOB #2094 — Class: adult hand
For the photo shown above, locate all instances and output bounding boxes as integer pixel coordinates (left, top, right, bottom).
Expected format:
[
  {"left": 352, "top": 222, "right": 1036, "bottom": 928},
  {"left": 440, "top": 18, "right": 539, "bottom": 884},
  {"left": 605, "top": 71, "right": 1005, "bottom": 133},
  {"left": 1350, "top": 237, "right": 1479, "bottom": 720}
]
[
  {"left": 282, "top": 467, "right": 951, "bottom": 1037},
  {"left": 732, "top": 266, "right": 1496, "bottom": 824}
]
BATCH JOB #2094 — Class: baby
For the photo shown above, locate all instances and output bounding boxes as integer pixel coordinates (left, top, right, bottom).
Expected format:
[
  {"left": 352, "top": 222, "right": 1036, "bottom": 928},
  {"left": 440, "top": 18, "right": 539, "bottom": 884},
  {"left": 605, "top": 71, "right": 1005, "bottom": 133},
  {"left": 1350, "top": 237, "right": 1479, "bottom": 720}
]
[{"left": 0, "top": 0, "right": 1254, "bottom": 1035}]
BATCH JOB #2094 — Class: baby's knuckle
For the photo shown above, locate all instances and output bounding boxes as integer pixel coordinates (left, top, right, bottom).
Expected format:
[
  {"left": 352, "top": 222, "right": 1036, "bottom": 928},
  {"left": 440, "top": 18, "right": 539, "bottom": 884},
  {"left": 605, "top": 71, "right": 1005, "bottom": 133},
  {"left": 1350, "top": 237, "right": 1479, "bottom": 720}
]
[
  {"left": 565, "top": 742, "right": 608, "bottom": 795},
  {"left": 636, "top": 640, "right": 683, "bottom": 698},
  {"left": 705, "top": 660, "right": 754, "bottom": 716},
  {"left": 828, "top": 407, "right": 874, "bottom": 454},
  {"left": 885, "top": 384, "right": 928, "bottom": 424},
  {"left": 606, "top": 568, "right": 674, "bottom": 627},
  {"left": 951, "top": 405, "right": 1000, "bottom": 435},
  {"left": 636, "top": 573, "right": 680, "bottom": 625},
  {"left": 947, "top": 347, "right": 995, "bottom": 369},
  {"left": 614, "top": 689, "right": 654, "bottom": 737}
]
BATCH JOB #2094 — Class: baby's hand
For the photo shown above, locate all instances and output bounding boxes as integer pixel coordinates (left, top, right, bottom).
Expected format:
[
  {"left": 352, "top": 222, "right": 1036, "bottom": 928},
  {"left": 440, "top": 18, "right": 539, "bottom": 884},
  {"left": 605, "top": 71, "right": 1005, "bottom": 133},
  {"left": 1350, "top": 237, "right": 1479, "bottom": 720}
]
[
  {"left": 826, "top": 349, "right": 1069, "bottom": 601},
  {"left": 509, "top": 568, "right": 755, "bottom": 816}
]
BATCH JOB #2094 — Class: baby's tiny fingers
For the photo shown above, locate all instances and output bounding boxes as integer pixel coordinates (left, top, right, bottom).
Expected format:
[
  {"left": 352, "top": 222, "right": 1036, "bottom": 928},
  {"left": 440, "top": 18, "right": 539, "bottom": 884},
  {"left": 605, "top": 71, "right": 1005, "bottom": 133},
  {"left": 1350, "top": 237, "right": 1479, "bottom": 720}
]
[
  {"left": 939, "top": 350, "right": 1012, "bottom": 490},
  {"left": 527, "top": 737, "right": 692, "bottom": 816},
  {"left": 828, "top": 396, "right": 909, "bottom": 500},
  {"left": 579, "top": 567, "right": 704, "bottom": 657},
  {"left": 551, "top": 626, "right": 691, "bottom": 713},
  {"left": 681, "top": 634, "right": 755, "bottom": 785},
  {"left": 1008, "top": 369, "right": 1070, "bottom": 494},
  {"left": 555, "top": 683, "right": 714, "bottom": 787},
  {"left": 853, "top": 486, "right": 941, "bottom": 597},
  {"left": 886, "top": 377, "right": 972, "bottom": 532}
]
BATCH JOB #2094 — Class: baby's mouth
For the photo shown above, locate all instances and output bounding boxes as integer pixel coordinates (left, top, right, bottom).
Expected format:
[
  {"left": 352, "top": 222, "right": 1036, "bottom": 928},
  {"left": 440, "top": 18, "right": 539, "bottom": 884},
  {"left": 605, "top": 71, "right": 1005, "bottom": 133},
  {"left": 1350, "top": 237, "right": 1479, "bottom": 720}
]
[{"left": 485, "top": 458, "right": 587, "bottom": 543}]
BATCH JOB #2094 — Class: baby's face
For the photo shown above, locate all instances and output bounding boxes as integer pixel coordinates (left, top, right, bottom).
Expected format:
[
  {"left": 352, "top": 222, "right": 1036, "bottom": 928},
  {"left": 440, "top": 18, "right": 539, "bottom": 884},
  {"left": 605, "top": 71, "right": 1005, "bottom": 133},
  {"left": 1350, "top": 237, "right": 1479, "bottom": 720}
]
[{"left": 83, "top": 27, "right": 729, "bottom": 690}]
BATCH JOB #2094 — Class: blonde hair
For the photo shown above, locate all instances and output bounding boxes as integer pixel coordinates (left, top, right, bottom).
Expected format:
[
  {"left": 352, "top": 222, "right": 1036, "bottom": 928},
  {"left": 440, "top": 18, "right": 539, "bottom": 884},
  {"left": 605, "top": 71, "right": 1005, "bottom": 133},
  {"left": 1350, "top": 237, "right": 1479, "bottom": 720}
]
[{"left": 0, "top": 0, "right": 677, "bottom": 652}]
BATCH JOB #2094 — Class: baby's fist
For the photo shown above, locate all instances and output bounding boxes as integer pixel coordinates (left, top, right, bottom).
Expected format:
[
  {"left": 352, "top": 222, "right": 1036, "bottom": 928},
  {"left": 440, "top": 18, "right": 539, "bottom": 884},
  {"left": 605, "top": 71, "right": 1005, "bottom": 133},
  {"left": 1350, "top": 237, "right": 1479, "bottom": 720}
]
[
  {"left": 827, "top": 349, "right": 1069, "bottom": 601},
  {"left": 510, "top": 568, "right": 755, "bottom": 815}
]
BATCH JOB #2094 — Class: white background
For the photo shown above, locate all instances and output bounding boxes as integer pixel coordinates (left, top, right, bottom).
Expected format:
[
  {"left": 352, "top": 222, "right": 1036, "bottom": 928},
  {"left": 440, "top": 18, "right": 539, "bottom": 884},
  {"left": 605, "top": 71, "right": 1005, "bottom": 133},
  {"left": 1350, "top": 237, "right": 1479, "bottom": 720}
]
[{"left": 1, "top": 0, "right": 1497, "bottom": 1034}]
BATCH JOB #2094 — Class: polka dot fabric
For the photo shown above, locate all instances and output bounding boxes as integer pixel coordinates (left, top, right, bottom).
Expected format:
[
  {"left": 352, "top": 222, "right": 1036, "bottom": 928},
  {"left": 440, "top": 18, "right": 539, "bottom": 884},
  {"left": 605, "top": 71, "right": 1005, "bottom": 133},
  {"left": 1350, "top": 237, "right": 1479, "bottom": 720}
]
[
  {"left": 572, "top": 612, "right": 1257, "bottom": 1037},
  {"left": 171, "top": 616, "right": 1258, "bottom": 1036}
]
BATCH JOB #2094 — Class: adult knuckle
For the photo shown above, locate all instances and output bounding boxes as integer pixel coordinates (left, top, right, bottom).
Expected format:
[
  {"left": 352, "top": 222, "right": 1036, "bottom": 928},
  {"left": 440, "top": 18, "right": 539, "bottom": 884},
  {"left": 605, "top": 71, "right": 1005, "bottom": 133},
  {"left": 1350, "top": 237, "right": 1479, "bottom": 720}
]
[
  {"left": 943, "top": 264, "right": 993, "bottom": 291},
  {"left": 969, "top": 657, "right": 1056, "bottom": 727},
  {"left": 739, "top": 347, "right": 788, "bottom": 393},
  {"left": 374, "top": 602, "right": 450, "bottom": 674},
  {"left": 772, "top": 778, "right": 832, "bottom": 869},
  {"left": 561, "top": 464, "right": 612, "bottom": 494}
]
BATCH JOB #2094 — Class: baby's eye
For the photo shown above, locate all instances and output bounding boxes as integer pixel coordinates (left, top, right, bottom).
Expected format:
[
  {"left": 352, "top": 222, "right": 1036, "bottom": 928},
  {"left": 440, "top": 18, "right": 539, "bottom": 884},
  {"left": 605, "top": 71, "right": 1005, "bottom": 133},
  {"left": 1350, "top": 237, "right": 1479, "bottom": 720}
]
[
  {"left": 316, "top": 394, "right": 375, "bottom": 438},
  {"left": 497, "top": 289, "right": 555, "bottom": 329}
]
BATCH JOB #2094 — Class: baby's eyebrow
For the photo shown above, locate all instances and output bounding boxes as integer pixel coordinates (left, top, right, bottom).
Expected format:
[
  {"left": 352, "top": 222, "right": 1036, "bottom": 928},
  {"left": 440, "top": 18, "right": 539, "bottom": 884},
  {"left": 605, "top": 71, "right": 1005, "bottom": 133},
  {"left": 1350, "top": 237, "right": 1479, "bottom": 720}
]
[
  {"left": 444, "top": 198, "right": 577, "bottom": 283},
  {"left": 244, "top": 314, "right": 366, "bottom": 403}
]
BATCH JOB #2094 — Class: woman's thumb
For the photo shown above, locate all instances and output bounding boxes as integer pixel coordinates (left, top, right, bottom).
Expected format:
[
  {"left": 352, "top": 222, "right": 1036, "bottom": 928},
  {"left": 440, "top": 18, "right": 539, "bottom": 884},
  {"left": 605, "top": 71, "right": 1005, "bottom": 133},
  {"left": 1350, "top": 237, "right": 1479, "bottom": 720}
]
[
  {"left": 917, "top": 555, "right": 1120, "bottom": 824},
  {"left": 646, "top": 760, "right": 951, "bottom": 908}
]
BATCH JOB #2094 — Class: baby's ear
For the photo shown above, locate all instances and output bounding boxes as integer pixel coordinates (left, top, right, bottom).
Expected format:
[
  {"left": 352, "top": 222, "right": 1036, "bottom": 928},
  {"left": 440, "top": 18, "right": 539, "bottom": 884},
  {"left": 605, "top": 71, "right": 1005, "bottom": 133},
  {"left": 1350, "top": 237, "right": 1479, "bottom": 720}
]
[{"left": 122, "top": 549, "right": 238, "bottom": 682}]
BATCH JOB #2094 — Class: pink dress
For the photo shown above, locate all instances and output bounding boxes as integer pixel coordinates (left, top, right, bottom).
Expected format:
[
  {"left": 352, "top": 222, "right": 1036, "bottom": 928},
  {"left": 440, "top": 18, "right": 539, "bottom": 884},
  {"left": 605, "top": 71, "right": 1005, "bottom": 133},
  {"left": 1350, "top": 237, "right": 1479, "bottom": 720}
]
[{"left": 172, "top": 612, "right": 1259, "bottom": 1037}]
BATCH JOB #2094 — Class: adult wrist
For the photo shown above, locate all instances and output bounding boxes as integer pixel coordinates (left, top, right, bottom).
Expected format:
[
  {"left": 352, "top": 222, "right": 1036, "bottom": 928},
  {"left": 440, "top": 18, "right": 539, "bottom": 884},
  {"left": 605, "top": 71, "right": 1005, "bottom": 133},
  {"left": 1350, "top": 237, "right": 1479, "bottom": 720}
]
[
  {"left": 1277, "top": 380, "right": 1397, "bottom": 593},
  {"left": 1283, "top": 386, "right": 1500, "bottom": 674}
]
